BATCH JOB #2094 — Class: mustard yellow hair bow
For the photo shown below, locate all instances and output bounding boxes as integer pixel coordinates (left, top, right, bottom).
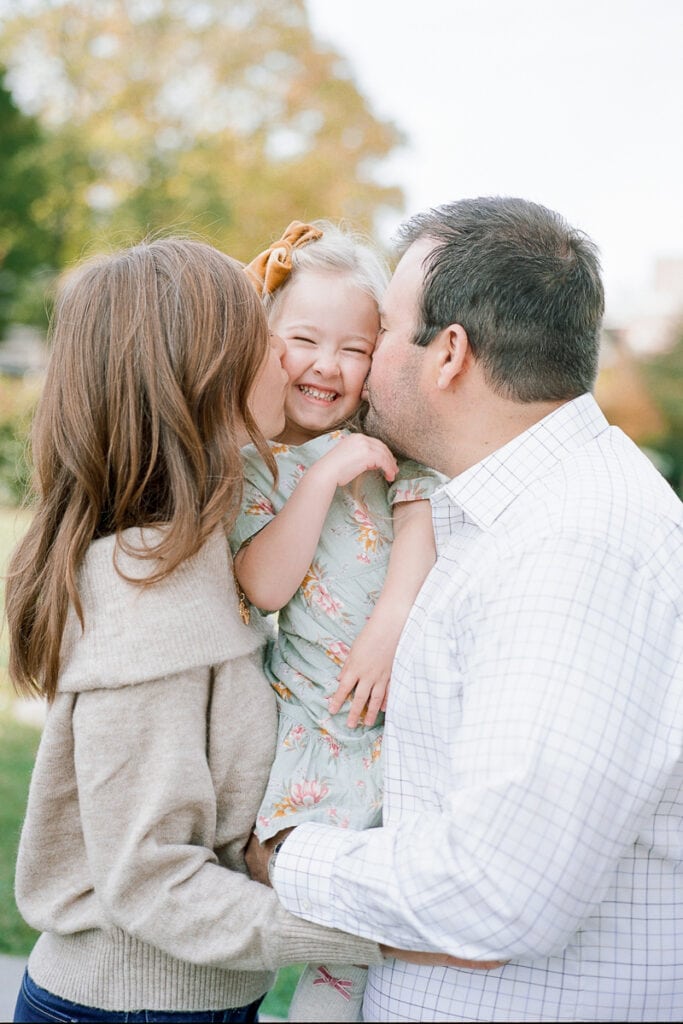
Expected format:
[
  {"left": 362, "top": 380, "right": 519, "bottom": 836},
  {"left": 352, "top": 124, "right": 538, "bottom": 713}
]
[{"left": 244, "top": 221, "right": 323, "bottom": 297}]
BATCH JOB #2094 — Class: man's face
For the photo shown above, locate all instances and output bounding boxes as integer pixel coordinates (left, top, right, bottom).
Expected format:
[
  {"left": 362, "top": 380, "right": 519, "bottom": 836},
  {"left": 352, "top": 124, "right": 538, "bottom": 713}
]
[{"left": 364, "top": 238, "right": 439, "bottom": 462}]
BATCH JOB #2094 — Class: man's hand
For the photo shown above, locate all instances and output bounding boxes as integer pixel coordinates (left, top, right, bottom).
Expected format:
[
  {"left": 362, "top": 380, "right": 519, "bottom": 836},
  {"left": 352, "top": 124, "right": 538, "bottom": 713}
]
[
  {"left": 382, "top": 945, "right": 508, "bottom": 970},
  {"left": 245, "top": 828, "right": 293, "bottom": 886}
]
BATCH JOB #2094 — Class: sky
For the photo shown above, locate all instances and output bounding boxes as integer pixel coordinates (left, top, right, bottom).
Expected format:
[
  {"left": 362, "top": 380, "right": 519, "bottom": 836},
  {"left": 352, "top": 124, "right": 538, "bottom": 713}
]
[{"left": 307, "top": 0, "right": 683, "bottom": 326}]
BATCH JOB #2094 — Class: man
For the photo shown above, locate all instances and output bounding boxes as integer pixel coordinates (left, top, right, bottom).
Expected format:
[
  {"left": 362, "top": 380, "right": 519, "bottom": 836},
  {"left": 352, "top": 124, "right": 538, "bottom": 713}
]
[{"left": 247, "top": 197, "right": 683, "bottom": 1021}]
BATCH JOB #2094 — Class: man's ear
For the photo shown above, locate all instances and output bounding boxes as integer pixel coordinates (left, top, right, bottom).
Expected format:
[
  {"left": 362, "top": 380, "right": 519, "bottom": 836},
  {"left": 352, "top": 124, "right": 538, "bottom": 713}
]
[{"left": 435, "top": 324, "right": 470, "bottom": 391}]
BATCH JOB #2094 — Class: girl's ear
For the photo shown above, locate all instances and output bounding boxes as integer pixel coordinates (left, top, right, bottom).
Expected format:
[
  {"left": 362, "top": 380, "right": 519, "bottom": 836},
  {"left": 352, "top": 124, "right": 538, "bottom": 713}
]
[{"left": 435, "top": 324, "right": 470, "bottom": 390}]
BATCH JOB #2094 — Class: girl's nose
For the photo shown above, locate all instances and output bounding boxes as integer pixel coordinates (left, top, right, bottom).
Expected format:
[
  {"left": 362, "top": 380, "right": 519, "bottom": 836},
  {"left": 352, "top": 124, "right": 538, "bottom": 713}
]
[{"left": 313, "top": 349, "right": 340, "bottom": 376}]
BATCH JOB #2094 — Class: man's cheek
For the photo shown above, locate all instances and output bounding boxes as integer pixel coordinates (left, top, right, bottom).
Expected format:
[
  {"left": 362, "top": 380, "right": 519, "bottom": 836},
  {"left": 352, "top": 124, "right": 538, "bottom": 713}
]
[{"left": 370, "top": 350, "right": 390, "bottom": 390}]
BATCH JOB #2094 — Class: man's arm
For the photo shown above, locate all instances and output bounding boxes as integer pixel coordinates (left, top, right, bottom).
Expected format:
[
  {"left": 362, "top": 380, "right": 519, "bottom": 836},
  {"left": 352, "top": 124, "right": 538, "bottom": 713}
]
[
  {"left": 245, "top": 832, "right": 507, "bottom": 971},
  {"left": 250, "top": 536, "right": 681, "bottom": 961}
]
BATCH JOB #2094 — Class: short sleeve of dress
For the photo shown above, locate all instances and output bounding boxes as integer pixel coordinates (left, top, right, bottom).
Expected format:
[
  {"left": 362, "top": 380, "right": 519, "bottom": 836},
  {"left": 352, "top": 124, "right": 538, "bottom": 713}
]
[
  {"left": 228, "top": 446, "right": 278, "bottom": 555},
  {"left": 387, "top": 458, "right": 447, "bottom": 507}
]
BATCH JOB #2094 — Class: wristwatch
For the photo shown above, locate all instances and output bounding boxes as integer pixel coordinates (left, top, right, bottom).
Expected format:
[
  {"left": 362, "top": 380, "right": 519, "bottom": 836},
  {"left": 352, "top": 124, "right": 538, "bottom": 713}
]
[{"left": 267, "top": 839, "right": 286, "bottom": 886}]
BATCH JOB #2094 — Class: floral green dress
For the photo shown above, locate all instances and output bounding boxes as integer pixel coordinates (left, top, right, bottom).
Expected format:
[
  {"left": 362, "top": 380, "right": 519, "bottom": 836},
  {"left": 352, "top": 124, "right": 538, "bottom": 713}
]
[{"left": 230, "top": 429, "right": 444, "bottom": 840}]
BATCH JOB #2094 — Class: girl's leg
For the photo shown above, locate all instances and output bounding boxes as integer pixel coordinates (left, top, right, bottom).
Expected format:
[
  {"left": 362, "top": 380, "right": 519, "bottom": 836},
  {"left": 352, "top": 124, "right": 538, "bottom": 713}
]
[{"left": 287, "top": 962, "right": 367, "bottom": 1022}]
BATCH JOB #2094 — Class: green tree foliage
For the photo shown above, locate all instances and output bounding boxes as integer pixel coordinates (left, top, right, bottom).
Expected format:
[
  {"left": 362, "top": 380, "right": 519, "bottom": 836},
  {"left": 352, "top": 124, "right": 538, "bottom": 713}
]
[
  {"left": 642, "top": 323, "right": 683, "bottom": 494},
  {"left": 0, "top": 0, "right": 404, "bottom": 270},
  {"left": 0, "top": 68, "right": 62, "bottom": 337},
  {"left": 0, "top": 376, "right": 39, "bottom": 505}
]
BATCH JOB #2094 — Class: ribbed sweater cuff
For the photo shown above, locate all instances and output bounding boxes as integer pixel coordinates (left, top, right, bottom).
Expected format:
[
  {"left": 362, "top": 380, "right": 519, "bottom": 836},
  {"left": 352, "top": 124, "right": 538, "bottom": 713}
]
[
  {"left": 267, "top": 904, "right": 384, "bottom": 969},
  {"left": 28, "top": 930, "right": 274, "bottom": 1012}
]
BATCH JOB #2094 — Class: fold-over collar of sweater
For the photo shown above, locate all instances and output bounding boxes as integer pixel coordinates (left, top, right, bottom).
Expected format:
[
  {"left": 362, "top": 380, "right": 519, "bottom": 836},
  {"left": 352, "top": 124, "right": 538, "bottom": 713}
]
[{"left": 58, "top": 527, "right": 267, "bottom": 693}]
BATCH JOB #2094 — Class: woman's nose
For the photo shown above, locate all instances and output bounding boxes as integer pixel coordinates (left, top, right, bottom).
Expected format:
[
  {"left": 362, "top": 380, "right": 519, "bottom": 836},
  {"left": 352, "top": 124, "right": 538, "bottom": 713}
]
[{"left": 269, "top": 331, "right": 286, "bottom": 363}]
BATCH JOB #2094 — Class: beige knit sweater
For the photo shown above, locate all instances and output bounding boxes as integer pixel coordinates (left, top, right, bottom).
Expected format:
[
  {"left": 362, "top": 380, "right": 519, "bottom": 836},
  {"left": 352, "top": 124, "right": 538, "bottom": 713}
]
[{"left": 15, "top": 528, "right": 382, "bottom": 1012}]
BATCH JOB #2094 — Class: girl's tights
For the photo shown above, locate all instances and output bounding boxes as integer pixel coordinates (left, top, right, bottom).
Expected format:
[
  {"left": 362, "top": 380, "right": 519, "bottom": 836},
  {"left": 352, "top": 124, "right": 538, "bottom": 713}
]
[{"left": 287, "top": 962, "right": 368, "bottom": 1022}]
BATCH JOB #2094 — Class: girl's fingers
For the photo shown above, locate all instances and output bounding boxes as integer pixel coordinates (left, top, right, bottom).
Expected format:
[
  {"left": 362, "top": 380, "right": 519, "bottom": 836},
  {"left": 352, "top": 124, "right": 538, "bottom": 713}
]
[
  {"left": 364, "top": 687, "right": 385, "bottom": 728},
  {"left": 329, "top": 673, "right": 358, "bottom": 714},
  {"left": 332, "top": 436, "right": 398, "bottom": 483},
  {"left": 346, "top": 677, "right": 388, "bottom": 728},
  {"left": 346, "top": 679, "right": 374, "bottom": 728}
]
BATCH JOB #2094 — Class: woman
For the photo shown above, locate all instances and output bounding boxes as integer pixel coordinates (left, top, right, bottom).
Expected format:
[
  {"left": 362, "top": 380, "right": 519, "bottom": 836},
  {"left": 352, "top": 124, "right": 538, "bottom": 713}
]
[{"left": 5, "top": 238, "right": 387, "bottom": 1022}]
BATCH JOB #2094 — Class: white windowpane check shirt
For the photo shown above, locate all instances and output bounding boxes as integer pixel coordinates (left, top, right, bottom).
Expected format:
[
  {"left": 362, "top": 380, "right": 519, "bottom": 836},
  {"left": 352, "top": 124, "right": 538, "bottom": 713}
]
[{"left": 274, "top": 394, "right": 683, "bottom": 1022}]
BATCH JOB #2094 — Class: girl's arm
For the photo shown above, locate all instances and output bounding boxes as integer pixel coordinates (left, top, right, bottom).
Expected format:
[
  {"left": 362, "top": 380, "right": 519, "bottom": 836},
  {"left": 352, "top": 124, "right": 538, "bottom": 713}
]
[
  {"left": 234, "top": 435, "right": 398, "bottom": 612},
  {"left": 329, "top": 498, "right": 436, "bottom": 727}
]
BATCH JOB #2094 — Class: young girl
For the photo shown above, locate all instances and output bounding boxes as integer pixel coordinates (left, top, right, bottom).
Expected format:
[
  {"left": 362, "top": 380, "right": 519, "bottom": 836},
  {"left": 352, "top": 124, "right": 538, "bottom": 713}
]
[{"left": 232, "top": 222, "right": 444, "bottom": 1021}]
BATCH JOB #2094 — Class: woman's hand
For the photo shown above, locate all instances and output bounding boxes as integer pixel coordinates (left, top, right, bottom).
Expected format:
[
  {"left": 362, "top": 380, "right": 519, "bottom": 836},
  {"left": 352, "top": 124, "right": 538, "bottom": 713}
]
[{"left": 245, "top": 828, "right": 293, "bottom": 886}]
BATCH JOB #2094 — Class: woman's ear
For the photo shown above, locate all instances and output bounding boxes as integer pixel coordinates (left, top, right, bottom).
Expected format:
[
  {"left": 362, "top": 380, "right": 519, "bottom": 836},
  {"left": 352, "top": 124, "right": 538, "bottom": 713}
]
[{"left": 435, "top": 324, "right": 470, "bottom": 390}]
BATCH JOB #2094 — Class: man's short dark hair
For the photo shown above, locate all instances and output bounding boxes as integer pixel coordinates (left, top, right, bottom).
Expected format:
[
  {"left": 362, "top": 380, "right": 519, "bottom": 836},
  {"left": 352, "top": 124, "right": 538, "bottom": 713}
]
[{"left": 396, "top": 197, "right": 604, "bottom": 402}]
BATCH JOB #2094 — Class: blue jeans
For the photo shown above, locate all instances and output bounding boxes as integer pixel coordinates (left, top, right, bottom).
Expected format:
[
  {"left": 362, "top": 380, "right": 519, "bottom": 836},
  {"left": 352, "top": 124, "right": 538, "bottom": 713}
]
[{"left": 14, "top": 971, "right": 264, "bottom": 1023}]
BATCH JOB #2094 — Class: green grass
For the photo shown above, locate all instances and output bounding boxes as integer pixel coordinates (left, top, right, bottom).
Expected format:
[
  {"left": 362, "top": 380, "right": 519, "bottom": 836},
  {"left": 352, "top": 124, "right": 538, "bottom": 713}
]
[
  {"left": 0, "top": 505, "right": 41, "bottom": 956},
  {"left": 261, "top": 964, "right": 304, "bottom": 1018},
  {"left": 0, "top": 712, "right": 40, "bottom": 955},
  {"left": 0, "top": 505, "right": 33, "bottom": 707}
]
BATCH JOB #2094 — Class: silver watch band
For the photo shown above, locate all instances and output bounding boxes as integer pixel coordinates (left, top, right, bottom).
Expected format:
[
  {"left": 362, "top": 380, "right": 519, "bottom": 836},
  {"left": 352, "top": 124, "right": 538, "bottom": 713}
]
[{"left": 267, "top": 839, "right": 285, "bottom": 886}]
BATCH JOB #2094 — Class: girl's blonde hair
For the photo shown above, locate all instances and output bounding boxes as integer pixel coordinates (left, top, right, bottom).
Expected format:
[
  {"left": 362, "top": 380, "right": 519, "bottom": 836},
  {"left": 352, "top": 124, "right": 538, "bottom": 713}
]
[
  {"left": 264, "top": 220, "right": 389, "bottom": 320},
  {"left": 6, "top": 237, "right": 274, "bottom": 701}
]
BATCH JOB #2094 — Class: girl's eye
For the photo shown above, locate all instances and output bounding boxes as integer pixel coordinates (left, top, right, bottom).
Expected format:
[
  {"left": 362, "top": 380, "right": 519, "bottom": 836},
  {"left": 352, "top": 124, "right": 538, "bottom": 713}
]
[
  {"left": 294, "top": 336, "right": 316, "bottom": 345},
  {"left": 343, "top": 346, "right": 372, "bottom": 355}
]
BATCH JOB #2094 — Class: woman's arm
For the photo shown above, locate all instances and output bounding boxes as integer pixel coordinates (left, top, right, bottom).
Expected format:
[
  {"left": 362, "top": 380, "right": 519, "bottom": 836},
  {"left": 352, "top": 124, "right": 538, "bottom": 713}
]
[
  {"left": 234, "top": 434, "right": 398, "bottom": 611},
  {"left": 329, "top": 499, "right": 436, "bottom": 726},
  {"left": 71, "top": 664, "right": 384, "bottom": 971}
]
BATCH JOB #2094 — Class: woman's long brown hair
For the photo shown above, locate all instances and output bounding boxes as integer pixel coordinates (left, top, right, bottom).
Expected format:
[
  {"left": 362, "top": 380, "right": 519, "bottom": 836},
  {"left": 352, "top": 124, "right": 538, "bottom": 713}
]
[{"left": 5, "top": 238, "right": 275, "bottom": 701}]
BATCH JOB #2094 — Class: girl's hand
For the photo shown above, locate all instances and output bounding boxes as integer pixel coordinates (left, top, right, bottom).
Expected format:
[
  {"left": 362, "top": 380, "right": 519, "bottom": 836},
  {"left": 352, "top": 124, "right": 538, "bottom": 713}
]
[
  {"left": 329, "top": 618, "right": 395, "bottom": 727},
  {"left": 313, "top": 434, "right": 398, "bottom": 489}
]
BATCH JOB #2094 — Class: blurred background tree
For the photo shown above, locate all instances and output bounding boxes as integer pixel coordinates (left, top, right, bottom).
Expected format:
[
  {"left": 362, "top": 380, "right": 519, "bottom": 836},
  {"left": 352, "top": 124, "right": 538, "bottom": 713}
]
[
  {"left": 0, "top": 0, "right": 404, "bottom": 337},
  {"left": 0, "top": 0, "right": 680, "bottom": 506},
  {"left": 0, "top": 69, "right": 63, "bottom": 340},
  {"left": 642, "top": 322, "right": 683, "bottom": 493},
  {"left": 0, "top": 0, "right": 405, "bottom": 505}
]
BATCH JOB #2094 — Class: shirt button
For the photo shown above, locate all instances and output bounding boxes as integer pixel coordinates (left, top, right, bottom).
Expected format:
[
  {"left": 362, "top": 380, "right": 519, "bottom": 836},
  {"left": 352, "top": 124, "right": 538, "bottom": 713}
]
[{"left": 302, "top": 900, "right": 312, "bottom": 911}]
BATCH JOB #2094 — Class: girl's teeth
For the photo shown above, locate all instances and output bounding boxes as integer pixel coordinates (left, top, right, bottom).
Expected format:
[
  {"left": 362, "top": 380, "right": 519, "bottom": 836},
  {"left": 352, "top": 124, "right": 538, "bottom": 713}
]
[{"left": 299, "top": 385, "right": 337, "bottom": 402}]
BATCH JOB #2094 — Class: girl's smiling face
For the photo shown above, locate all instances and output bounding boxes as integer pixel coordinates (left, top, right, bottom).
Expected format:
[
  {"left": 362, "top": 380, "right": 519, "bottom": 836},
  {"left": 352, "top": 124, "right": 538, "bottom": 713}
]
[{"left": 270, "top": 270, "right": 380, "bottom": 445}]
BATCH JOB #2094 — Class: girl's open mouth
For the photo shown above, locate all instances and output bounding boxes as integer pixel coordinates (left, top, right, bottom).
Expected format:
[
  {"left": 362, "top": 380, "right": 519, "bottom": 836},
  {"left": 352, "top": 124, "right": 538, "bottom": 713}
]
[{"left": 298, "top": 384, "right": 339, "bottom": 403}]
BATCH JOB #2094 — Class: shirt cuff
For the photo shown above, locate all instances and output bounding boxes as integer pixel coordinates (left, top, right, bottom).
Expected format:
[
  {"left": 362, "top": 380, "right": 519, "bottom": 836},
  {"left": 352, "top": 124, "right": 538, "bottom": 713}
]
[{"left": 272, "top": 821, "right": 353, "bottom": 928}]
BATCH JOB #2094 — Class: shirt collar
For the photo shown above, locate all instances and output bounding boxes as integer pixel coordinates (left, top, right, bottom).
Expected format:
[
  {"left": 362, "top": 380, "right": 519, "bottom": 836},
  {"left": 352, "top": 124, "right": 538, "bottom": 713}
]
[{"left": 439, "top": 393, "right": 610, "bottom": 530}]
